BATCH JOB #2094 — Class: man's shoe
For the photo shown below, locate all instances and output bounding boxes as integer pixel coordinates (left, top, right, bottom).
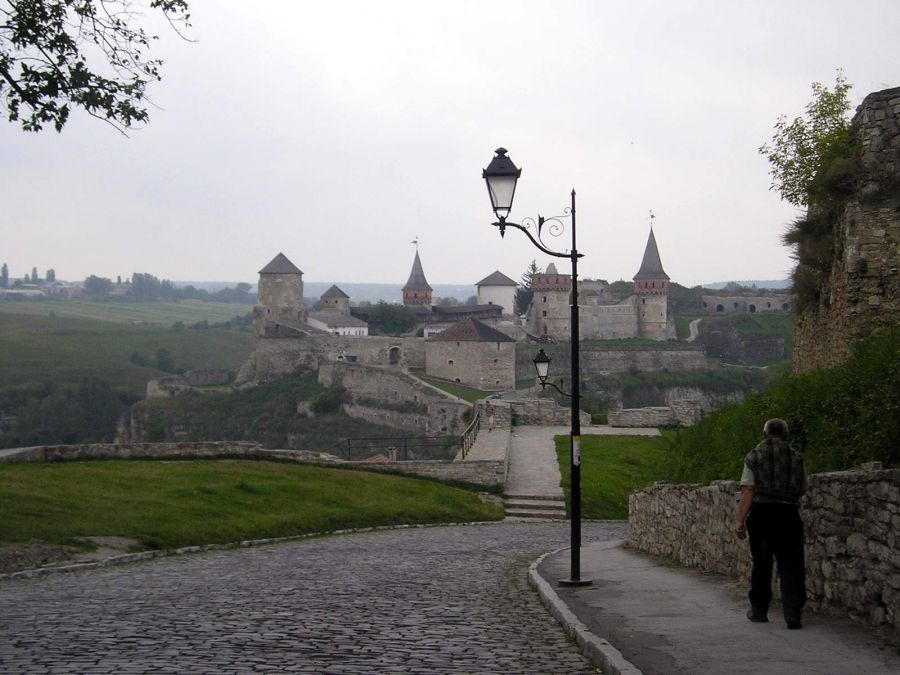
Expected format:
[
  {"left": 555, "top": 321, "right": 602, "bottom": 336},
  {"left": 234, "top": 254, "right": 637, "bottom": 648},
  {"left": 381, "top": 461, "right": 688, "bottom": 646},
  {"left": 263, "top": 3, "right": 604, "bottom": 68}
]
[
  {"left": 786, "top": 620, "right": 802, "bottom": 629},
  {"left": 747, "top": 609, "right": 768, "bottom": 623}
]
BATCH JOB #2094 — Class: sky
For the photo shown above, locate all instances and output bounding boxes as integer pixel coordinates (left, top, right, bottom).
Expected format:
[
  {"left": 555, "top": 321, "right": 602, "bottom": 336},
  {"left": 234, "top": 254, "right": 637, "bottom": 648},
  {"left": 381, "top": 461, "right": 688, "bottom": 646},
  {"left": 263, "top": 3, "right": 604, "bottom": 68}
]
[{"left": 3, "top": 0, "right": 899, "bottom": 289}]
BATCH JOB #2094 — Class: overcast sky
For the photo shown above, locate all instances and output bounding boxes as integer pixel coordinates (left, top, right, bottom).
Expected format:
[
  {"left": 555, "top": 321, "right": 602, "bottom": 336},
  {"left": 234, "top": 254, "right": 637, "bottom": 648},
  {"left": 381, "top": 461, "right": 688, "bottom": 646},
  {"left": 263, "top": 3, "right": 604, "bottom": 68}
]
[{"left": 3, "top": 0, "right": 898, "bottom": 289}]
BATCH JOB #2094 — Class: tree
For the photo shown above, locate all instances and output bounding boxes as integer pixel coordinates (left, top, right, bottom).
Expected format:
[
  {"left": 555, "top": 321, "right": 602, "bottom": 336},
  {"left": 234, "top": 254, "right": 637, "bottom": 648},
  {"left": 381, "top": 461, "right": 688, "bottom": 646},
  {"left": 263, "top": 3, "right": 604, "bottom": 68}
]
[
  {"left": 759, "top": 72, "right": 854, "bottom": 207},
  {"left": 515, "top": 259, "right": 542, "bottom": 315},
  {"left": 83, "top": 274, "right": 111, "bottom": 295},
  {"left": 366, "top": 301, "right": 418, "bottom": 336},
  {"left": 1, "top": 0, "right": 191, "bottom": 133},
  {"left": 0, "top": 262, "right": 7, "bottom": 288}
]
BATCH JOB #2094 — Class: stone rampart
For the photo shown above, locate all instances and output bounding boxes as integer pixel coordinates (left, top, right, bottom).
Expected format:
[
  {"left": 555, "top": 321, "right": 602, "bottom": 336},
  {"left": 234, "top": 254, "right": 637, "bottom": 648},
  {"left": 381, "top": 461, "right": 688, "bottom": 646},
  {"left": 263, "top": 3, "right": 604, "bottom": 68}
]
[
  {"left": 607, "top": 386, "right": 744, "bottom": 427},
  {"left": 515, "top": 344, "right": 706, "bottom": 379},
  {"left": 237, "top": 334, "right": 426, "bottom": 384},
  {"left": 0, "top": 441, "right": 340, "bottom": 464},
  {"left": 326, "top": 362, "right": 469, "bottom": 435},
  {"left": 628, "top": 465, "right": 900, "bottom": 635},
  {"left": 609, "top": 407, "right": 674, "bottom": 427},
  {"left": 507, "top": 398, "right": 591, "bottom": 427}
]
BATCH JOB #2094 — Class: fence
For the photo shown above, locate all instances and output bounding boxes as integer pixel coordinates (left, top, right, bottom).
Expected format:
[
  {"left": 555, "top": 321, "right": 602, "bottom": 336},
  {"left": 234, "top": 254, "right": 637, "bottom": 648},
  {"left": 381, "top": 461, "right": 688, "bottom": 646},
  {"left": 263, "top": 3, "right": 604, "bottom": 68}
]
[
  {"left": 335, "top": 435, "right": 462, "bottom": 462},
  {"left": 460, "top": 406, "right": 481, "bottom": 459}
]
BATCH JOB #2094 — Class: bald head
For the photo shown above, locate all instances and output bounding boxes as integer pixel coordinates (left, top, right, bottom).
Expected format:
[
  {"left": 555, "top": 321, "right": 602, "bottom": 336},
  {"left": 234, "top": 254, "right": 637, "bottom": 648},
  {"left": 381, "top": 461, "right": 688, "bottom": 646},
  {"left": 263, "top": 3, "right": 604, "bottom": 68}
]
[{"left": 764, "top": 418, "right": 789, "bottom": 439}]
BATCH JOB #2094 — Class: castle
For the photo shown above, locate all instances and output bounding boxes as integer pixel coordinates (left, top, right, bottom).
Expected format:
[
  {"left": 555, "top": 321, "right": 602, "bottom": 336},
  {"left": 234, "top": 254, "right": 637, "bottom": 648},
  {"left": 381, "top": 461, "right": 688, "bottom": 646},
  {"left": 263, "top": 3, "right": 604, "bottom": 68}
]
[{"left": 526, "top": 229, "right": 676, "bottom": 341}]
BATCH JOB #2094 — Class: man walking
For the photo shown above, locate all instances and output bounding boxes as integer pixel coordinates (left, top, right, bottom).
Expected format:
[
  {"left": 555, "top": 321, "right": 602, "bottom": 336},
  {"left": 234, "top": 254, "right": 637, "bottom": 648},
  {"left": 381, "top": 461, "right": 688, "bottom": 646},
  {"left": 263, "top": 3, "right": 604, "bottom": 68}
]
[{"left": 735, "top": 418, "right": 808, "bottom": 629}]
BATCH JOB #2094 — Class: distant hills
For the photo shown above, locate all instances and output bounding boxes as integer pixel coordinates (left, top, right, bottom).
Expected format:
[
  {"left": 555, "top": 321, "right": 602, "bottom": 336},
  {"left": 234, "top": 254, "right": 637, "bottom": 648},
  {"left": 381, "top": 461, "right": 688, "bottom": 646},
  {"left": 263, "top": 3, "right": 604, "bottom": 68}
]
[
  {"left": 701, "top": 280, "right": 791, "bottom": 290},
  {"left": 174, "top": 281, "right": 477, "bottom": 303}
]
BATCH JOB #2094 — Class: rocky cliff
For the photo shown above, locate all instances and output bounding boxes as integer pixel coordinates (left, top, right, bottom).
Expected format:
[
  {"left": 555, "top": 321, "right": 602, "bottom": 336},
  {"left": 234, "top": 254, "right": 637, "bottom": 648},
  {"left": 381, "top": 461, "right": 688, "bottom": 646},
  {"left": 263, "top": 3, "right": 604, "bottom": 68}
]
[{"left": 793, "top": 88, "right": 900, "bottom": 372}]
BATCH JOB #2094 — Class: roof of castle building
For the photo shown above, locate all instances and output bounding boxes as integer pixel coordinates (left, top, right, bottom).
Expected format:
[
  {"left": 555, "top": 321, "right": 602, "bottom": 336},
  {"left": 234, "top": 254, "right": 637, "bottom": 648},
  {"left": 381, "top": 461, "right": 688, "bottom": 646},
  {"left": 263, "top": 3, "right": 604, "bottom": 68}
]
[
  {"left": 545, "top": 263, "right": 559, "bottom": 275},
  {"left": 259, "top": 252, "right": 303, "bottom": 275},
  {"left": 321, "top": 284, "right": 349, "bottom": 299},
  {"left": 308, "top": 311, "right": 368, "bottom": 328},
  {"left": 633, "top": 229, "right": 670, "bottom": 281},
  {"left": 402, "top": 250, "right": 433, "bottom": 292},
  {"left": 475, "top": 270, "right": 517, "bottom": 287},
  {"left": 428, "top": 318, "right": 515, "bottom": 343}
]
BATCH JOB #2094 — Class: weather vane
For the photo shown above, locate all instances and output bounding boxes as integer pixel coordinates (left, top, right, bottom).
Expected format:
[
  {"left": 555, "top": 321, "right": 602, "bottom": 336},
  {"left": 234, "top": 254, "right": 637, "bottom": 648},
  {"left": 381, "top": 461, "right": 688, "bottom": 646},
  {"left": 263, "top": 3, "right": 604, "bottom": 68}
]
[
  {"left": 410, "top": 236, "right": 419, "bottom": 249},
  {"left": 648, "top": 210, "right": 656, "bottom": 228}
]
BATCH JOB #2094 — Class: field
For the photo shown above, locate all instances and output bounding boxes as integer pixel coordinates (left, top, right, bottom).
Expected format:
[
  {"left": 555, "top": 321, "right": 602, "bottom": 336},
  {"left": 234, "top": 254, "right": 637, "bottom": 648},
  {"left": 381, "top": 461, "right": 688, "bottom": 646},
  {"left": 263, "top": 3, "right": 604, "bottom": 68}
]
[
  {"left": 0, "top": 460, "right": 504, "bottom": 551},
  {"left": 0, "top": 299, "right": 251, "bottom": 325},
  {"left": 0, "top": 312, "right": 253, "bottom": 392},
  {"left": 555, "top": 433, "right": 669, "bottom": 520}
]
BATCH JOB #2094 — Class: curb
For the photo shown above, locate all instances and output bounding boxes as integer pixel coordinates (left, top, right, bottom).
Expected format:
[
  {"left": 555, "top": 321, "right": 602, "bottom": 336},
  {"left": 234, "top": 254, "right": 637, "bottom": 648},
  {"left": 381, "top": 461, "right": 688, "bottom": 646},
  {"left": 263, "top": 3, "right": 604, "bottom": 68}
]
[
  {"left": 528, "top": 547, "right": 642, "bottom": 675},
  {"left": 0, "top": 519, "right": 544, "bottom": 582}
]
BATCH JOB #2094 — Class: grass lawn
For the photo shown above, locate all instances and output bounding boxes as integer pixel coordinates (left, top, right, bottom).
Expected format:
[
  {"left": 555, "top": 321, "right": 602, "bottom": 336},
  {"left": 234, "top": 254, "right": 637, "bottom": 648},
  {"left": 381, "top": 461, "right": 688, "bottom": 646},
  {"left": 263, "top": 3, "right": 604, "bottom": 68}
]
[
  {"left": 0, "top": 299, "right": 252, "bottom": 325},
  {"left": 0, "top": 460, "right": 504, "bottom": 550},
  {"left": 0, "top": 313, "right": 253, "bottom": 391},
  {"left": 555, "top": 433, "right": 669, "bottom": 520},
  {"left": 409, "top": 369, "right": 492, "bottom": 403}
]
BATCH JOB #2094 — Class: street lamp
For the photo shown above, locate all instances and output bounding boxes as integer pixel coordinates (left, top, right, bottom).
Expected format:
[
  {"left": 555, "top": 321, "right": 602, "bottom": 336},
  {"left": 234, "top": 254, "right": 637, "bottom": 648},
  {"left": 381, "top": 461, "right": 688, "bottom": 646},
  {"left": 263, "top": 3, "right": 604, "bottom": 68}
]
[{"left": 483, "top": 147, "right": 591, "bottom": 587}]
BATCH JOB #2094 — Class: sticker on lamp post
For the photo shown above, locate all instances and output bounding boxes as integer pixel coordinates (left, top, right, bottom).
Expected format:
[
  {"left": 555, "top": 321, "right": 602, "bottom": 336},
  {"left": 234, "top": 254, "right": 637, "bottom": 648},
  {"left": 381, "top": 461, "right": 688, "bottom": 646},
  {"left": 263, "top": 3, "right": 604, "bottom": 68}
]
[{"left": 573, "top": 436, "right": 581, "bottom": 467}]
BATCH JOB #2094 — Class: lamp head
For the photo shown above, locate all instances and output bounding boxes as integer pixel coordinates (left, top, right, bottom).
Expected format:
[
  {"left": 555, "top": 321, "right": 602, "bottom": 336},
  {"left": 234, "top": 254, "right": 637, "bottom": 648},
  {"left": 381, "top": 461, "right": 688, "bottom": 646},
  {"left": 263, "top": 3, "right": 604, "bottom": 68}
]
[
  {"left": 533, "top": 348, "right": 551, "bottom": 387},
  {"left": 482, "top": 147, "right": 521, "bottom": 221}
]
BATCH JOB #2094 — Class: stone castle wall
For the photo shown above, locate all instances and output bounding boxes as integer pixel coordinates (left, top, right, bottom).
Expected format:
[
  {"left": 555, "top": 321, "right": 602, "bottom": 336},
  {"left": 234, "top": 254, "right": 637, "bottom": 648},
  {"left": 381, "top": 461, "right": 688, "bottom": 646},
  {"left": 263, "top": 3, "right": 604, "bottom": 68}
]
[
  {"left": 515, "top": 344, "right": 707, "bottom": 380},
  {"left": 701, "top": 295, "right": 791, "bottom": 314},
  {"left": 237, "top": 334, "right": 426, "bottom": 384},
  {"left": 425, "top": 341, "right": 516, "bottom": 391},
  {"left": 793, "top": 87, "right": 900, "bottom": 372},
  {"left": 629, "top": 466, "right": 900, "bottom": 635},
  {"left": 325, "top": 361, "right": 470, "bottom": 435},
  {"left": 607, "top": 386, "right": 745, "bottom": 427}
]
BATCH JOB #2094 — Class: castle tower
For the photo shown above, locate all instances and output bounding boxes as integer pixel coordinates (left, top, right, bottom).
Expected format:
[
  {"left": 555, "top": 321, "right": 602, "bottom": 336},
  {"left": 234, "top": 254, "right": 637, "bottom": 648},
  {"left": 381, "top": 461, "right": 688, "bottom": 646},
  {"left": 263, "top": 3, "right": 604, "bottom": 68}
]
[
  {"left": 254, "top": 252, "right": 306, "bottom": 336},
  {"left": 528, "top": 263, "right": 572, "bottom": 339},
  {"left": 633, "top": 229, "right": 670, "bottom": 340},
  {"left": 320, "top": 284, "right": 350, "bottom": 315},
  {"left": 402, "top": 250, "right": 433, "bottom": 306}
]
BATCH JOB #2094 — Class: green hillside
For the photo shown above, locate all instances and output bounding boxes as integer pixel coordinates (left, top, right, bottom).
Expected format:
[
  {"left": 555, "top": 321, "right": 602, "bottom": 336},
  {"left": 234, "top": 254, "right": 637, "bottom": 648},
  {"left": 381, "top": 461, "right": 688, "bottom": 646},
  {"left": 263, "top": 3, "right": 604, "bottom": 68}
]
[{"left": 0, "top": 299, "right": 251, "bottom": 325}]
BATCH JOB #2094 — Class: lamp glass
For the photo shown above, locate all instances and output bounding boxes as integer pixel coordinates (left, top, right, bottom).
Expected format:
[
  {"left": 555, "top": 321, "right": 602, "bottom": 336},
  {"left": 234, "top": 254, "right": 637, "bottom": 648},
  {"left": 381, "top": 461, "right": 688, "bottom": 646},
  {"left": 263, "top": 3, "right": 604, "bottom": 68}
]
[
  {"left": 533, "top": 349, "right": 551, "bottom": 384},
  {"left": 486, "top": 174, "right": 517, "bottom": 218}
]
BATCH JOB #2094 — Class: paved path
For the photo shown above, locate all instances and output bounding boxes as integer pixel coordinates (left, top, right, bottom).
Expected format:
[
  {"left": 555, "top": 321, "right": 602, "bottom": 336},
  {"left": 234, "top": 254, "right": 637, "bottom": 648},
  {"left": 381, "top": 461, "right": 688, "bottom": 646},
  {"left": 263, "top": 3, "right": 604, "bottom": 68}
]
[
  {"left": 539, "top": 540, "right": 900, "bottom": 675},
  {"left": 687, "top": 318, "right": 702, "bottom": 342},
  {"left": 0, "top": 522, "right": 627, "bottom": 674}
]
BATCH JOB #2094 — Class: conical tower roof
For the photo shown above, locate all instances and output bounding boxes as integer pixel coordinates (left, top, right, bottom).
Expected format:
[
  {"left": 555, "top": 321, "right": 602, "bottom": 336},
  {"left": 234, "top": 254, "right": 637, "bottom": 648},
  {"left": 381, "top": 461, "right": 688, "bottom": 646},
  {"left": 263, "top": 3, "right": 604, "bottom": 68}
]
[
  {"left": 321, "top": 284, "right": 349, "bottom": 299},
  {"left": 402, "top": 250, "right": 433, "bottom": 292},
  {"left": 633, "top": 229, "right": 669, "bottom": 281},
  {"left": 259, "top": 252, "right": 303, "bottom": 275}
]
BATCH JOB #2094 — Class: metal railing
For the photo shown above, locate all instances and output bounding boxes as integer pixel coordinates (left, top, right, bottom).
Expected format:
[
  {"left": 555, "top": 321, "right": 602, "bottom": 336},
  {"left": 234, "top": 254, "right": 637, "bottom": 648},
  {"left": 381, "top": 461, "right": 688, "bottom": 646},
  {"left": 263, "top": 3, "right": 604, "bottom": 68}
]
[
  {"left": 460, "top": 405, "right": 481, "bottom": 460},
  {"left": 335, "top": 435, "right": 462, "bottom": 462}
]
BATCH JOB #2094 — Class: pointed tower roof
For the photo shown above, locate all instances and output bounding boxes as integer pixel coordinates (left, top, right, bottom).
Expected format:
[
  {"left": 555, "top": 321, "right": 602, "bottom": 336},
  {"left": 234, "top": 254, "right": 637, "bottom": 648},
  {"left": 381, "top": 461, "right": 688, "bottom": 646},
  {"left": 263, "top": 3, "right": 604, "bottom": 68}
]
[
  {"left": 402, "top": 250, "right": 433, "bottom": 292},
  {"left": 321, "top": 284, "right": 349, "bottom": 299},
  {"left": 259, "top": 252, "right": 303, "bottom": 275},
  {"left": 633, "top": 229, "right": 669, "bottom": 281}
]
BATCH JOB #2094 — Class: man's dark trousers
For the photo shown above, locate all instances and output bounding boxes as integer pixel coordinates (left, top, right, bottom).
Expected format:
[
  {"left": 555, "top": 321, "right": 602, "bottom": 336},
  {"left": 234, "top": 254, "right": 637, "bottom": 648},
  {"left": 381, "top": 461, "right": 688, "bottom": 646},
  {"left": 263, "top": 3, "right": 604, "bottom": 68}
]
[{"left": 746, "top": 502, "right": 807, "bottom": 622}]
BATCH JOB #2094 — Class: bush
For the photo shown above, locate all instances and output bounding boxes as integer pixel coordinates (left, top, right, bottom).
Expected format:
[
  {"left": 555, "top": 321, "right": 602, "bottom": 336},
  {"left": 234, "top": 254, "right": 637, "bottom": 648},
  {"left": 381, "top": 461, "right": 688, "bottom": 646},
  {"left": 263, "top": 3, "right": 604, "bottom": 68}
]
[
  {"left": 310, "top": 386, "right": 346, "bottom": 415},
  {"left": 663, "top": 328, "right": 900, "bottom": 483}
]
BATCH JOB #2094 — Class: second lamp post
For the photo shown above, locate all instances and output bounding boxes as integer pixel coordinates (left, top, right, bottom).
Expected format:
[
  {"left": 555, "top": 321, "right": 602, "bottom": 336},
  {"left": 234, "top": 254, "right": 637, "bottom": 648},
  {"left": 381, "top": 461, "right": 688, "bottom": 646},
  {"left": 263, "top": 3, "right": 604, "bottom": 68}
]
[{"left": 482, "top": 147, "right": 591, "bottom": 587}]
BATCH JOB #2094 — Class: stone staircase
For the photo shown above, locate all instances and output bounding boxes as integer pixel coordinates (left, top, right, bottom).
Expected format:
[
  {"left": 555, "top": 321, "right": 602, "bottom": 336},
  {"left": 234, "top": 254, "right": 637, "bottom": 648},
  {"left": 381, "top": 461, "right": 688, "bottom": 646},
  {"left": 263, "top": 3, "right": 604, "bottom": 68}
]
[{"left": 504, "top": 494, "right": 567, "bottom": 520}]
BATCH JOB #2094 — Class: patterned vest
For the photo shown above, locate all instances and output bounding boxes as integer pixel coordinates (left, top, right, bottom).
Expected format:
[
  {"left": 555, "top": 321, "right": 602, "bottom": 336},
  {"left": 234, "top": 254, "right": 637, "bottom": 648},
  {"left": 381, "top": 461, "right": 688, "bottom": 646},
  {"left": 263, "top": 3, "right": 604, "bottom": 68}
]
[{"left": 746, "top": 438, "right": 806, "bottom": 505}]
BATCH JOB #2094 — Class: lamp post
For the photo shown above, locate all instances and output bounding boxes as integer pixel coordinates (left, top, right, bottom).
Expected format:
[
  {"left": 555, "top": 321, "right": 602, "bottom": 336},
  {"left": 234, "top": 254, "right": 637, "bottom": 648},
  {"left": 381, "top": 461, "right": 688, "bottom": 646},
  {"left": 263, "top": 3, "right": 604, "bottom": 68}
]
[{"left": 483, "top": 148, "right": 591, "bottom": 587}]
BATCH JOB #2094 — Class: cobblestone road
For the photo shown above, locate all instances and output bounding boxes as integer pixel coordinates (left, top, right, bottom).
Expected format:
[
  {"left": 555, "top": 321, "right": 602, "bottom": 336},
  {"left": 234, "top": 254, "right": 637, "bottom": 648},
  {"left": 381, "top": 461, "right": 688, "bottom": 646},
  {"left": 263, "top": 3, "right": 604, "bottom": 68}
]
[{"left": 0, "top": 522, "right": 627, "bottom": 673}]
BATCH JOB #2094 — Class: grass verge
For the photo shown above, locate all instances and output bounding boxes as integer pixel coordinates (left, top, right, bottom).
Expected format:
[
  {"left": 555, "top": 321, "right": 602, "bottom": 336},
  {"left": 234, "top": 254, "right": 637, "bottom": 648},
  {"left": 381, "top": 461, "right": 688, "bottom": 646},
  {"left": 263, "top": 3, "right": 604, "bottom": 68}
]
[
  {"left": 555, "top": 433, "right": 669, "bottom": 520},
  {"left": 409, "top": 369, "right": 491, "bottom": 403},
  {"left": 0, "top": 460, "right": 504, "bottom": 550}
]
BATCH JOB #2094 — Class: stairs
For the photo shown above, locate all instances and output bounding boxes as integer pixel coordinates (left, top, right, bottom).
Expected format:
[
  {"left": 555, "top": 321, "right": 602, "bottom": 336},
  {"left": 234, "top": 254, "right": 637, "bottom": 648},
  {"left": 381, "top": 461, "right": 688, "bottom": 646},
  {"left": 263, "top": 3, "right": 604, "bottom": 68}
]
[{"left": 504, "top": 494, "right": 567, "bottom": 520}]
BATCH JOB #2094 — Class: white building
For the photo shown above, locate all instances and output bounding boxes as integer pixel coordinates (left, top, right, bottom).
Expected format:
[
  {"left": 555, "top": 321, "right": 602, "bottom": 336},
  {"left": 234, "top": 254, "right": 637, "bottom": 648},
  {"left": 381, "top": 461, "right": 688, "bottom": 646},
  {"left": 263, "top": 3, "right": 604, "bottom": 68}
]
[{"left": 475, "top": 270, "right": 518, "bottom": 317}]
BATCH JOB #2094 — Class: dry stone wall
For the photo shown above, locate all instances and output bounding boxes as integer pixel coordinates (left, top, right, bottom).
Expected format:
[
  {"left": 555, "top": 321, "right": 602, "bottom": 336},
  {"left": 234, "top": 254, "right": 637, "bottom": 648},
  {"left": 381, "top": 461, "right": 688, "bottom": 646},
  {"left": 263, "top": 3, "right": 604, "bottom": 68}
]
[
  {"left": 607, "top": 386, "right": 745, "bottom": 427},
  {"left": 629, "top": 465, "right": 900, "bottom": 635},
  {"left": 516, "top": 344, "right": 706, "bottom": 379}
]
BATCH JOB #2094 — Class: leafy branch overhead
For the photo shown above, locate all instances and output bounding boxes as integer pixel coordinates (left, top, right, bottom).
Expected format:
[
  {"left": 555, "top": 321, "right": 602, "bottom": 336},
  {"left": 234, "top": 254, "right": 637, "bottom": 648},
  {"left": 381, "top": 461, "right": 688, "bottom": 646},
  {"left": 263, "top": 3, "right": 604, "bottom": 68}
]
[
  {"left": 0, "top": 0, "right": 190, "bottom": 133},
  {"left": 759, "top": 71, "right": 854, "bottom": 208}
]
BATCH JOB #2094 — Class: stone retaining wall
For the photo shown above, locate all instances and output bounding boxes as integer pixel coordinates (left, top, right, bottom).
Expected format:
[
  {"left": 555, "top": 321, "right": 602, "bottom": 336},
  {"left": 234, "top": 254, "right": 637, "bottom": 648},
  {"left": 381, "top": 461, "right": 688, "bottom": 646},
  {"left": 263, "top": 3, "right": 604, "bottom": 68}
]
[
  {"left": 0, "top": 441, "right": 505, "bottom": 486},
  {"left": 628, "top": 465, "right": 900, "bottom": 635},
  {"left": 351, "top": 459, "right": 507, "bottom": 486}
]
